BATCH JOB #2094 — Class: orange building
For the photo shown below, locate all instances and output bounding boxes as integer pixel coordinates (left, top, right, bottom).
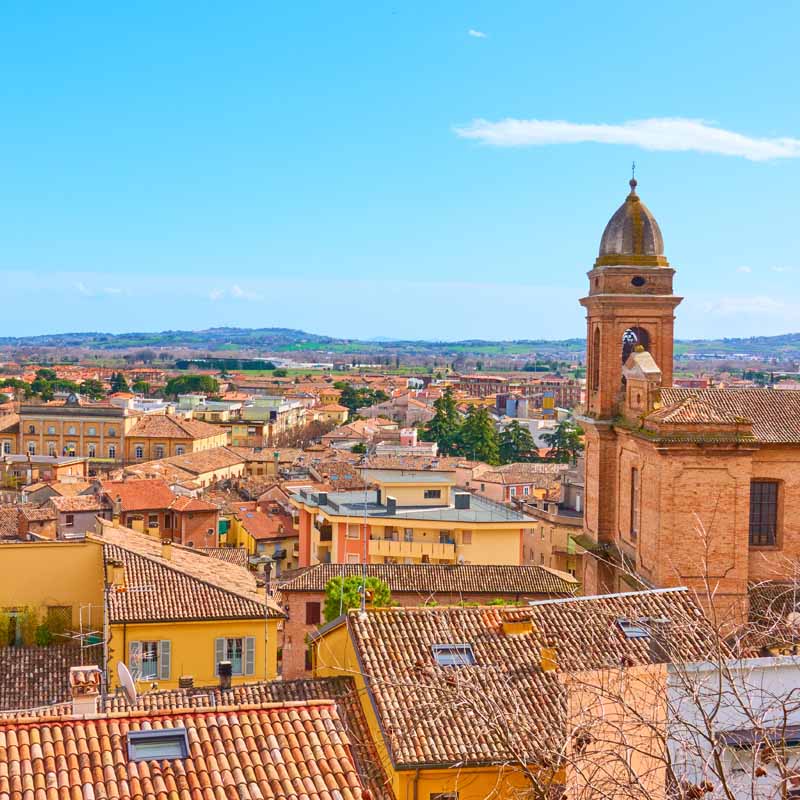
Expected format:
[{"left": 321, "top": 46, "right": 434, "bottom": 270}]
[
  {"left": 579, "top": 178, "right": 800, "bottom": 620},
  {"left": 124, "top": 414, "right": 228, "bottom": 462}
]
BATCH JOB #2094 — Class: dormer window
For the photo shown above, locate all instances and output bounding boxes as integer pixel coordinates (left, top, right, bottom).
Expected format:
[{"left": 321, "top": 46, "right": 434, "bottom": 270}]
[
  {"left": 617, "top": 618, "right": 650, "bottom": 639},
  {"left": 127, "top": 728, "right": 189, "bottom": 762},
  {"left": 432, "top": 643, "right": 475, "bottom": 666}
]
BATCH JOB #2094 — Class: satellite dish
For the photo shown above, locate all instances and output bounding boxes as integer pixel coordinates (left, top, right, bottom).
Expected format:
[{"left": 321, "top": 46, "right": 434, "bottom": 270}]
[{"left": 117, "top": 662, "right": 138, "bottom": 706}]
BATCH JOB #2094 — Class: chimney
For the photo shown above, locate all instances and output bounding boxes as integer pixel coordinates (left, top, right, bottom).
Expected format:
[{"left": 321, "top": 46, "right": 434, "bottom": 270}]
[
  {"left": 69, "top": 666, "right": 102, "bottom": 716},
  {"left": 178, "top": 675, "right": 194, "bottom": 689},
  {"left": 161, "top": 539, "right": 172, "bottom": 561},
  {"left": 454, "top": 492, "right": 471, "bottom": 510},
  {"left": 113, "top": 496, "right": 122, "bottom": 522},
  {"left": 540, "top": 646, "right": 557, "bottom": 672},
  {"left": 386, "top": 495, "right": 397, "bottom": 515},
  {"left": 218, "top": 660, "right": 233, "bottom": 690},
  {"left": 108, "top": 559, "right": 126, "bottom": 590},
  {"left": 647, "top": 617, "right": 672, "bottom": 664}
]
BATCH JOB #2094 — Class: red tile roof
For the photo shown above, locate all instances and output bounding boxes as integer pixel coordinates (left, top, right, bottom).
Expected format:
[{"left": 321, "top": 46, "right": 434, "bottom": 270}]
[
  {"left": 101, "top": 478, "right": 176, "bottom": 511},
  {"left": 0, "top": 701, "right": 369, "bottom": 800},
  {"left": 126, "top": 414, "right": 225, "bottom": 440}
]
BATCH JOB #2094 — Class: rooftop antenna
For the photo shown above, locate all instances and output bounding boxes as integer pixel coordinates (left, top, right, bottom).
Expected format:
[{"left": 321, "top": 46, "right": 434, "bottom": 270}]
[
  {"left": 631, "top": 161, "right": 636, "bottom": 181},
  {"left": 117, "top": 661, "right": 138, "bottom": 706}
]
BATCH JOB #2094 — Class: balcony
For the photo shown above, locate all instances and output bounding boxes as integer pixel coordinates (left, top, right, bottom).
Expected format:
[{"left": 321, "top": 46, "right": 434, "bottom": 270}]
[{"left": 368, "top": 539, "right": 456, "bottom": 561}]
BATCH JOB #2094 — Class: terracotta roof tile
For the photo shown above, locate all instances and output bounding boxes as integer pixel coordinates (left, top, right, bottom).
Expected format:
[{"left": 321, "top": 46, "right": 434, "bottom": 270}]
[
  {"left": 199, "top": 547, "right": 249, "bottom": 569},
  {"left": 660, "top": 387, "right": 800, "bottom": 443},
  {"left": 49, "top": 495, "right": 110, "bottom": 513},
  {"left": 0, "top": 700, "right": 369, "bottom": 800},
  {"left": 278, "top": 563, "right": 578, "bottom": 596},
  {"left": 336, "top": 588, "right": 719, "bottom": 768},
  {"left": 126, "top": 413, "right": 225, "bottom": 440},
  {"left": 101, "top": 479, "right": 176, "bottom": 511}
]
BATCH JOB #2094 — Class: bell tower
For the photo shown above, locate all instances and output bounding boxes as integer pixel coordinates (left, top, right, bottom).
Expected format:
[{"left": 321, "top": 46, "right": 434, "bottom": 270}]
[
  {"left": 579, "top": 178, "right": 682, "bottom": 585},
  {"left": 581, "top": 177, "right": 682, "bottom": 420}
]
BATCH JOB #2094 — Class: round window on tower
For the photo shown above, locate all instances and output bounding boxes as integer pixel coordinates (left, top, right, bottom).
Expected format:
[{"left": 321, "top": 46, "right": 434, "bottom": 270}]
[{"left": 631, "top": 276, "right": 646, "bottom": 287}]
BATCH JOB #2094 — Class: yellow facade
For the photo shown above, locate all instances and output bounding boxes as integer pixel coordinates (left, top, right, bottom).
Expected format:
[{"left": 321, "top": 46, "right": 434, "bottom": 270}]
[
  {"left": 226, "top": 515, "right": 299, "bottom": 571},
  {"left": 0, "top": 540, "right": 104, "bottom": 631},
  {"left": 124, "top": 430, "right": 228, "bottom": 462},
  {"left": 107, "top": 617, "right": 280, "bottom": 691},
  {"left": 313, "top": 621, "right": 553, "bottom": 800}
]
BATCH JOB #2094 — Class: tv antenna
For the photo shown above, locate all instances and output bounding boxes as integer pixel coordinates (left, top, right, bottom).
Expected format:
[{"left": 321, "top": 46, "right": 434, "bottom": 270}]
[{"left": 117, "top": 661, "right": 138, "bottom": 706}]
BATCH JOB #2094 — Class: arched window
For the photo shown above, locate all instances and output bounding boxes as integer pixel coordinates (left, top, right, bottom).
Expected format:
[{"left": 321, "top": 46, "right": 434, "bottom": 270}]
[
  {"left": 591, "top": 328, "right": 601, "bottom": 392},
  {"left": 621, "top": 327, "right": 650, "bottom": 364}
]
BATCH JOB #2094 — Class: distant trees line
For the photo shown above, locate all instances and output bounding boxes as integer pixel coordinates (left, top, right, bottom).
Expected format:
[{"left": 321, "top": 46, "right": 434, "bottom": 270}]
[{"left": 175, "top": 358, "right": 278, "bottom": 371}]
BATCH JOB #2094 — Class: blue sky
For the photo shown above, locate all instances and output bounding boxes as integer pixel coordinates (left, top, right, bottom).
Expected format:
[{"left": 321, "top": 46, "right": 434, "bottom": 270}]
[{"left": 2, "top": 1, "right": 799, "bottom": 341}]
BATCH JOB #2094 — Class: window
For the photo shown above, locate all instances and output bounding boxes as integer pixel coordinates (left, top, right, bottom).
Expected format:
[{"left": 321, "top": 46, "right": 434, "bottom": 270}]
[
  {"left": 27, "top": 442, "right": 35, "bottom": 455},
  {"left": 108, "top": 445, "right": 116, "bottom": 459},
  {"left": 432, "top": 643, "right": 476, "bottom": 667},
  {"left": 88, "top": 444, "right": 96, "bottom": 458},
  {"left": 423, "top": 489, "right": 441, "bottom": 499},
  {"left": 591, "top": 327, "right": 601, "bottom": 392},
  {"left": 509, "top": 486, "right": 517, "bottom": 497},
  {"left": 630, "top": 467, "right": 640, "bottom": 540},
  {"left": 135, "top": 445, "right": 144, "bottom": 459},
  {"left": 163, "top": 513, "right": 172, "bottom": 529},
  {"left": 347, "top": 524, "right": 360, "bottom": 539},
  {"left": 617, "top": 619, "right": 650, "bottom": 639},
  {"left": 129, "top": 640, "right": 171, "bottom": 681},
  {"left": 128, "top": 728, "right": 188, "bottom": 762},
  {"left": 403, "top": 529, "right": 414, "bottom": 542},
  {"left": 176, "top": 446, "right": 185, "bottom": 456},
  {"left": 215, "top": 637, "right": 255, "bottom": 676},
  {"left": 67, "top": 426, "right": 76, "bottom": 435},
  {"left": 87, "top": 426, "right": 96, "bottom": 436},
  {"left": 148, "top": 514, "right": 159, "bottom": 529},
  {"left": 462, "top": 531, "right": 472, "bottom": 545},
  {"left": 65, "top": 514, "right": 74, "bottom": 528},
  {"left": 47, "top": 426, "right": 55, "bottom": 435},
  {"left": 108, "top": 428, "right": 116, "bottom": 437},
  {"left": 480, "top": 483, "right": 485, "bottom": 491},
  {"left": 750, "top": 480, "right": 779, "bottom": 546},
  {"left": 2, "top": 442, "right": 10, "bottom": 455},
  {"left": 48, "top": 442, "right": 56, "bottom": 456},
  {"left": 523, "top": 486, "right": 530, "bottom": 496},
  {"left": 346, "top": 553, "right": 360, "bottom": 563},
  {"left": 27, "top": 425, "right": 35, "bottom": 434},
  {"left": 154, "top": 445, "right": 165, "bottom": 459},
  {"left": 305, "top": 602, "right": 321, "bottom": 625}
]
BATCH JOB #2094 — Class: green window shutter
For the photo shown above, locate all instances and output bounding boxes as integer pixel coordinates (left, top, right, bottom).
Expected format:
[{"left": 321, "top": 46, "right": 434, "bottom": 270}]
[
  {"left": 158, "top": 640, "right": 171, "bottom": 681},
  {"left": 129, "top": 641, "right": 141, "bottom": 680},
  {"left": 244, "top": 637, "right": 256, "bottom": 676},
  {"left": 214, "top": 638, "right": 225, "bottom": 674}
]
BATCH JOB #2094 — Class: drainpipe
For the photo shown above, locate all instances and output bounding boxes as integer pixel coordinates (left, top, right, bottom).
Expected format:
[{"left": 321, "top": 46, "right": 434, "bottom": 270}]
[{"left": 412, "top": 768, "right": 420, "bottom": 800}]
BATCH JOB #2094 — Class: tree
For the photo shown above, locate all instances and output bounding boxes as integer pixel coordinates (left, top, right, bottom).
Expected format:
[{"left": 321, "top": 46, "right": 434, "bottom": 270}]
[
  {"left": 272, "top": 368, "right": 288, "bottom": 377},
  {"left": 132, "top": 380, "right": 151, "bottom": 395},
  {"left": 323, "top": 575, "right": 392, "bottom": 623},
  {"left": 79, "top": 379, "right": 106, "bottom": 400},
  {"left": 135, "top": 349, "right": 157, "bottom": 364},
  {"left": 351, "top": 442, "right": 367, "bottom": 454},
  {"left": 499, "top": 420, "right": 537, "bottom": 464},
  {"left": 35, "top": 368, "right": 57, "bottom": 382},
  {"left": 420, "top": 387, "right": 462, "bottom": 455},
  {"left": 541, "top": 419, "right": 584, "bottom": 463},
  {"left": 338, "top": 384, "right": 389, "bottom": 417},
  {"left": 110, "top": 372, "right": 130, "bottom": 393},
  {"left": 164, "top": 374, "right": 219, "bottom": 397},
  {"left": 458, "top": 405, "right": 500, "bottom": 464}
]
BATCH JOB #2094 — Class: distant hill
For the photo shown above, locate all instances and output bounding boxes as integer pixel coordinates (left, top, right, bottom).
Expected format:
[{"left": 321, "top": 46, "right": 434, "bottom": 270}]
[{"left": 0, "top": 327, "right": 798, "bottom": 359}]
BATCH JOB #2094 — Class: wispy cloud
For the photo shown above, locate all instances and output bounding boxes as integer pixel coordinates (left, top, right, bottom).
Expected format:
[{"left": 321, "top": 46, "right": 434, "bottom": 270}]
[
  {"left": 468, "top": 28, "right": 487, "bottom": 38},
  {"left": 208, "top": 288, "right": 225, "bottom": 301},
  {"left": 736, "top": 266, "right": 752, "bottom": 273},
  {"left": 771, "top": 266, "right": 796, "bottom": 273},
  {"left": 75, "top": 282, "right": 125, "bottom": 297},
  {"left": 231, "top": 284, "right": 262, "bottom": 301},
  {"left": 453, "top": 117, "right": 800, "bottom": 161},
  {"left": 703, "top": 295, "right": 786, "bottom": 315}
]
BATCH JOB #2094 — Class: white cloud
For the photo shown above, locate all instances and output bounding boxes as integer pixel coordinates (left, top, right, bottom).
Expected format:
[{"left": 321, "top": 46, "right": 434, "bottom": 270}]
[
  {"left": 75, "top": 282, "right": 125, "bottom": 297},
  {"left": 453, "top": 117, "right": 800, "bottom": 161},
  {"left": 703, "top": 295, "right": 786, "bottom": 315},
  {"left": 736, "top": 266, "right": 752, "bottom": 273},
  {"left": 208, "top": 288, "right": 225, "bottom": 301},
  {"left": 771, "top": 266, "right": 796, "bottom": 273},
  {"left": 468, "top": 28, "right": 487, "bottom": 38},
  {"left": 231, "top": 284, "right": 262, "bottom": 301}
]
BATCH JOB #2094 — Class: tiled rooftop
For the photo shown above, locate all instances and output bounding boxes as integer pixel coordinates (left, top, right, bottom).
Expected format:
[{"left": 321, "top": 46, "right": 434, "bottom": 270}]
[
  {"left": 199, "top": 546, "right": 250, "bottom": 569},
  {"left": 334, "top": 588, "right": 719, "bottom": 768},
  {"left": 660, "top": 387, "right": 800, "bottom": 443},
  {"left": 126, "top": 413, "right": 224, "bottom": 440},
  {"left": 0, "top": 701, "right": 369, "bottom": 800},
  {"left": 101, "top": 478, "right": 176, "bottom": 511},
  {"left": 95, "top": 522, "right": 283, "bottom": 623},
  {"left": 278, "top": 563, "right": 578, "bottom": 596}
]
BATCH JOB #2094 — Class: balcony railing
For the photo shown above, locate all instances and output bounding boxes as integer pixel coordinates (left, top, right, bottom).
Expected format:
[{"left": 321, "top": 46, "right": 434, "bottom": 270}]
[{"left": 368, "top": 539, "right": 456, "bottom": 560}]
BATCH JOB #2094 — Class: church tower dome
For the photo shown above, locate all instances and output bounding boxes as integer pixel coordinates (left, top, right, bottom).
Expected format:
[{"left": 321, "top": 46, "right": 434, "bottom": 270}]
[{"left": 596, "top": 178, "right": 668, "bottom": 267}]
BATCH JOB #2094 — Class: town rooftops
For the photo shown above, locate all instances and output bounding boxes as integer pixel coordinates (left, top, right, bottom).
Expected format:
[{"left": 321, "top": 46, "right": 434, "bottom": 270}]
[
  {"left": 49, "top": 495, "right": 110, "bottom": 513},
  {"left": 293, "top": 486, "right": 532, "bottom": 524},
  {"left": 93, "top": 520, "right": 282, "bottom": 623},
  {"left": 319, "top": 587, "right": 719, "bottom": 769},
  {"left": 101, "top": 478, "right": 176, "bottom": 511},
  {"left": 126, "top": 413, "right": 224, "bottom": 440},
  {"left": 0, "top": 699, "right": 369, "bottom": 800},
  {"left": 278, "top": 562, "right": 578, "bottom": 595}
]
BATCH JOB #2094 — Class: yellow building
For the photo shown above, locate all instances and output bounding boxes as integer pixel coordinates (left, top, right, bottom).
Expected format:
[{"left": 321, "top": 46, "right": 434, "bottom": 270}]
[
  {"left": 124, "top": 414, "right": 229, "bottom": 462},
  {"left": 313, "top": 403, "right": 350, "bottom": 425},
  {"left": 292, "top": 467, "right": 535, "bottom": 567},
  {"left": 310, "top": 589, "right": 714, "bottom": 800},
  {"left": 0, "top": 520, "right": 283, "bottom": 691},
  {"left": 19, "top": 394, "right": 135, "bottom": 461}
]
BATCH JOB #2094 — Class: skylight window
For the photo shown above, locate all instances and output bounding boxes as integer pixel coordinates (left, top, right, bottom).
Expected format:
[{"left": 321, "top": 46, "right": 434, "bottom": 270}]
[
  {"left": 432, "top": 643, "right": 476, "bottom": 666},
  {"left": 128, "top": 728, "right": 190, "bottom": 762},
  {"left": 617, "top": 618, "right": 650, "bottom": 639}
]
